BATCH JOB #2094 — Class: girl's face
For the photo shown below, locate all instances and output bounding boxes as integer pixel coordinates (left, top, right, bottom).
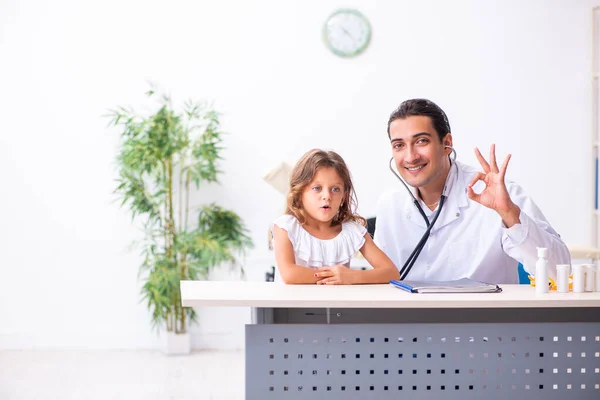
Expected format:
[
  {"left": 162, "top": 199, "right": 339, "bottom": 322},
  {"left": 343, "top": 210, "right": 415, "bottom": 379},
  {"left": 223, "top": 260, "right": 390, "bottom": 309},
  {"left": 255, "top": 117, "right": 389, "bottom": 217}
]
[{"left": 300, "top": 167, "right": 346, "bottom": 225}]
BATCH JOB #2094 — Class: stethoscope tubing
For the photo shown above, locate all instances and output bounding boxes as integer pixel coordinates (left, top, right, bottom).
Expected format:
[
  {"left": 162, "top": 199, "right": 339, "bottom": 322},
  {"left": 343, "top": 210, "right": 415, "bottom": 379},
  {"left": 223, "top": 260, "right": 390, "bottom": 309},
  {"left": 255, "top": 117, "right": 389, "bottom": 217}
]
[{"left": 387, "top": 148, "right": 457, "bottom": 279}]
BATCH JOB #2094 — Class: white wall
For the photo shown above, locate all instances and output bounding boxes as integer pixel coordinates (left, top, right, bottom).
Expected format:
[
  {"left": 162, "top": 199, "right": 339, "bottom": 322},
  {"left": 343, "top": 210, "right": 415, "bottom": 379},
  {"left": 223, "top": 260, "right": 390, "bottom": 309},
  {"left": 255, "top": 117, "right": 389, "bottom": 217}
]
[{"left": 0, "top": 0, "right": 594, "bottom": 350}]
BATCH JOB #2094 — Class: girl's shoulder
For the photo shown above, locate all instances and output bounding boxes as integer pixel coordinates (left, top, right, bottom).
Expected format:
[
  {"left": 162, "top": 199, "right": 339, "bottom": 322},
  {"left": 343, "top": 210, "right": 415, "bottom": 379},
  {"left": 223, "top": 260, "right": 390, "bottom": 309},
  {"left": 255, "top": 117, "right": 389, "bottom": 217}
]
[
  {"left": 271, "top": 214, "right": 304, "bottom": 244},
  {"left": 272, "top": 214, "right": 300, "bottom": 232},
  {"left": 341, "top": 220, "right": 368, "bottom": 237}
]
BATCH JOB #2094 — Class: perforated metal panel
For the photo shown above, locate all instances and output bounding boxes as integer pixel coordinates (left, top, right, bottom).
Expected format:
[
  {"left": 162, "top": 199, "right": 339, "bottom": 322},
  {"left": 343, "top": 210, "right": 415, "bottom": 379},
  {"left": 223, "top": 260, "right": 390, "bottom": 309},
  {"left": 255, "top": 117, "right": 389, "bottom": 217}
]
[{"left": 246, "top": 323, "right": 600, "bottom": 399}]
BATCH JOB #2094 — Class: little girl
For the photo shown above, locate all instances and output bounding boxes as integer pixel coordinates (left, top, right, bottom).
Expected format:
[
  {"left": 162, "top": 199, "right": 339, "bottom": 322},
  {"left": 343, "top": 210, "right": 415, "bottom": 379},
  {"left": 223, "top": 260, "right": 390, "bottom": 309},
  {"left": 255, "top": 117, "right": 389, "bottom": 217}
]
[{"left": 271, "top": 149, "right": 399, "bottom": 284}]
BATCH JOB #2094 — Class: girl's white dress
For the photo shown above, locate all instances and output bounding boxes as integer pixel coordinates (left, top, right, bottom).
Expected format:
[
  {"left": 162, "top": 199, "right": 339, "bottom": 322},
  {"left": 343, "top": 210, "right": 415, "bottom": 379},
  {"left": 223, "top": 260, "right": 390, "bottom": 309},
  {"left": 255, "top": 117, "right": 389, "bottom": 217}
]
[{"left": 271, "top": 214, "right": 367, "bottom": 283}]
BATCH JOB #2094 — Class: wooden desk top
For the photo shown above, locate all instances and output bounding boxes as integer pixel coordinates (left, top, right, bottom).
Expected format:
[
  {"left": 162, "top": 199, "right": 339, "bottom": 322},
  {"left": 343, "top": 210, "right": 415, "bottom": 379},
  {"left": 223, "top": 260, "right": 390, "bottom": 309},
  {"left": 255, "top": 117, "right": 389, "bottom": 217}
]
[{"left": 181, "top": 281, "right": 600, "bottom": 309}]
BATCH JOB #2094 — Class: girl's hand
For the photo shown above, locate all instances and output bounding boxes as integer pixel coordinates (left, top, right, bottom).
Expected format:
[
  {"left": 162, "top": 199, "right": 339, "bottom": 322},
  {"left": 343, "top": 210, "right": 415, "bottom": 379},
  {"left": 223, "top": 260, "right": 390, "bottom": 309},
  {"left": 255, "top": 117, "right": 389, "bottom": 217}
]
[{"left": 314, "top": 265, "right": 357, "bottom": 285}]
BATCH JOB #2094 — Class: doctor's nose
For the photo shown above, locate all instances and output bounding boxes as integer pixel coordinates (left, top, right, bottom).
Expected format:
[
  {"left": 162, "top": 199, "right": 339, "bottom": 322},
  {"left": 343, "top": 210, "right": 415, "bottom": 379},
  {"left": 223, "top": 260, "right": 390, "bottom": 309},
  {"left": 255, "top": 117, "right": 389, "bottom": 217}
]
[{"left": 404, "top": 146, "right": 420, "bottom": 163}]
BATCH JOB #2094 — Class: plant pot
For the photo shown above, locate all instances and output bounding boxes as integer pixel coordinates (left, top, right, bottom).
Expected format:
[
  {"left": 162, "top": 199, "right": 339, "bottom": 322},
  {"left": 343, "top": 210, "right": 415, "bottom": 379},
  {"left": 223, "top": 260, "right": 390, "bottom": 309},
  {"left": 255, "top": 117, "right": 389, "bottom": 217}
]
[{"left": 165, "top": 331, "right": 191, "bottom": 355}]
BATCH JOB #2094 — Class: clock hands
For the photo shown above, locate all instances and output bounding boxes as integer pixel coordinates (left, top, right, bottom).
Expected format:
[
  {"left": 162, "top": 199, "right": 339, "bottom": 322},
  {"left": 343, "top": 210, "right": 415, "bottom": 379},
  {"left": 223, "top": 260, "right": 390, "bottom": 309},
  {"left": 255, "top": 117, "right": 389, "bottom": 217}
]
[{"left": 340, "top": 26, "right": 355, "bottom": 42}]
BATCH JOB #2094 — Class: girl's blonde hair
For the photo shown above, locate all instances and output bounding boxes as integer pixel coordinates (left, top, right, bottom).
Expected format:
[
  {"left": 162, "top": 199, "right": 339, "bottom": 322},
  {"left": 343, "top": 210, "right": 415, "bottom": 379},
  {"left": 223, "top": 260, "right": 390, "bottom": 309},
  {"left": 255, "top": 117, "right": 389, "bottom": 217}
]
[{"left": 285, "top": 149, "right": 366, "bottom": 227}]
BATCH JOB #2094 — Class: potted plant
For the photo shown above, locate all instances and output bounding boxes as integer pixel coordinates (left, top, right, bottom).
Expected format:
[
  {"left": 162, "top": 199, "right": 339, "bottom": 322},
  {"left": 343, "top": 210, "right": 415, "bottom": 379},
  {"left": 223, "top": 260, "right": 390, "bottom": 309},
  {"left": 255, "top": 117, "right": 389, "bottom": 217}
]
[{"left": 107, "top": 89, "right": 253, "bottom": 354}]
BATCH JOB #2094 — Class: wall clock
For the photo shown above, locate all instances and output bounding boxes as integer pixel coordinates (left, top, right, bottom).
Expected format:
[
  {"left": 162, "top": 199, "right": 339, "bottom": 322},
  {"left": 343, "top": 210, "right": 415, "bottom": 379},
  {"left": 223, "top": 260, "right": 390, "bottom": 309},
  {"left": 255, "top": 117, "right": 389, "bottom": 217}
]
[{"left": 323, "top": 9, "right": 371, "bottom": 58}]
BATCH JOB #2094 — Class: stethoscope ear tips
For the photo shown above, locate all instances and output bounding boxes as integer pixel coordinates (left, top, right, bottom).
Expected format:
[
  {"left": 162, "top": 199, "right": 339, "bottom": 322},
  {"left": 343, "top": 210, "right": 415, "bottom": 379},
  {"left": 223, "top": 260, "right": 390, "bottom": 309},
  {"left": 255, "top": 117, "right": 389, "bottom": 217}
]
[{"left": 444, "top": 146, "right": 457, "bottom": 162}]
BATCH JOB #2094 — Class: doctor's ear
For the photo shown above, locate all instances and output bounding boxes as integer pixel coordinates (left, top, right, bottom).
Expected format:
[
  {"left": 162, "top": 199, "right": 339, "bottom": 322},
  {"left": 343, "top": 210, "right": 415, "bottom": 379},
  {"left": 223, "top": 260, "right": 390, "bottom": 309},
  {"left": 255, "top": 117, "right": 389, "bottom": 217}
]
[{"left": 442, "top": 134, "right": 453, "bottom": 150}]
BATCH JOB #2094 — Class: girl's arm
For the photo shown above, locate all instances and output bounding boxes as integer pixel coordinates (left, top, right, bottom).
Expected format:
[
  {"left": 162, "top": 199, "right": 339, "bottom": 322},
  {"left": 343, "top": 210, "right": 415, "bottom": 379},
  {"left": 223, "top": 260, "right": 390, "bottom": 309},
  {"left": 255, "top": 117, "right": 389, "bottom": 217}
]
[
  {"left": 273, "top": 225, "right": 321, "bottom": 284},
  {"left": 355, "top": 234, "right": 400, "bottom": 282},
  {"left": 314, "top": 234, "right": 399, "bottom": 284}
]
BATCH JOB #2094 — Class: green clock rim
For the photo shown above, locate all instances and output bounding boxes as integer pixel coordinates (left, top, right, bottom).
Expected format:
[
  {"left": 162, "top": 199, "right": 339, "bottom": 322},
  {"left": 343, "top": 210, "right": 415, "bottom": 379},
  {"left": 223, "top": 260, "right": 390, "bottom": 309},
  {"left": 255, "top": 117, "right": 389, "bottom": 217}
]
[{"left": 322, "top": 8, "right": 372, "bottom": 58}]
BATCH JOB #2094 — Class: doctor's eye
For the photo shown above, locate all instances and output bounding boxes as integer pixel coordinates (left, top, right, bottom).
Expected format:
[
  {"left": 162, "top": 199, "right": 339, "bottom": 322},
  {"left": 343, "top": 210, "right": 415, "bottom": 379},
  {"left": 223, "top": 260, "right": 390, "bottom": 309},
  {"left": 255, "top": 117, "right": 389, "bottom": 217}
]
[
  {"left": 416, "top": 138, "right": 429, "bottom": 145},
  {"left": 392, "top": 142, "right": 404, "bottom": 150}
]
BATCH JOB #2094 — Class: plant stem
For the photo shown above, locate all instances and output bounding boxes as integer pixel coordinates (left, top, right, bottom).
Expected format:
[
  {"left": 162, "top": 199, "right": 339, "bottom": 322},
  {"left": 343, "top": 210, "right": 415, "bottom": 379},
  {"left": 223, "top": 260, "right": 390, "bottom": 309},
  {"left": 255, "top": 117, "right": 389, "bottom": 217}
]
[
  {"left": 163, "top": 161, "right": 169, "bottom": 255},
  {"left": 166, "top": 157, "right": 181, "bottom": 333},
  {"left": 179, "top": 158, "right": 183, "bottom": 235},
  {"left": 177, "top": 159, "right": 186, "bottom": 333},
  {"left": 180, "top": 169, "right": 192, "bottom": 333},
  {"left": 177, "top": 294, "right": 184, "bottom": 334},
  {"left": 167, "top": 158, "right": 177, "bottom": 255},
  {"left": 185, "top": 170, "right": 190, "bottom": 231}
]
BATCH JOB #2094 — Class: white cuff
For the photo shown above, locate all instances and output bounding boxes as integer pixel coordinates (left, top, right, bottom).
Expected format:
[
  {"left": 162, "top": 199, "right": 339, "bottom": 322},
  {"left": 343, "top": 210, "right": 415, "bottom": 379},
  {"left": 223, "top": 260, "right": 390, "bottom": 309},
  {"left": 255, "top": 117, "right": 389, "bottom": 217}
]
[{"left": 502, "top": 210, "right": 528, "bottom": 245}]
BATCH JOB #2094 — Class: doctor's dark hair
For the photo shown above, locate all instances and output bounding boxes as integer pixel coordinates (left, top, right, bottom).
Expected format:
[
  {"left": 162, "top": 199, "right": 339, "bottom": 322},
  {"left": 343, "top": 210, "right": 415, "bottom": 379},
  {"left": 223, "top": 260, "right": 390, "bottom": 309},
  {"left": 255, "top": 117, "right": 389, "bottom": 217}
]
[
  {"left": 387, "top": 98, "right": 451, "bottom": 142},
  {"left": 285, "top": 149, "right": 366, "bottom": 227}
]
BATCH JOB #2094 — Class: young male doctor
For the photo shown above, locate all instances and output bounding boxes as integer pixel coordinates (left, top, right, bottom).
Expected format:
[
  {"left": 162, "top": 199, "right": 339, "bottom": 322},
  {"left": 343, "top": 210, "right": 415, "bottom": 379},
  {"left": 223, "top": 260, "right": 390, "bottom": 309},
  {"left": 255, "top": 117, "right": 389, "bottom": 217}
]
[{"left": 374, "top": 98, "right": 570, "bottom": 284}]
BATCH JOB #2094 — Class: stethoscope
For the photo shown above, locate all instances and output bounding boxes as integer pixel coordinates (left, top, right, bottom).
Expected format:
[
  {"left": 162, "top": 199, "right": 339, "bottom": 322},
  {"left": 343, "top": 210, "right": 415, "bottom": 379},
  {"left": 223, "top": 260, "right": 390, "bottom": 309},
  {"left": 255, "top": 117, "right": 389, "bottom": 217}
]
[{"left": 388, "top": 146, "right": 457, "bottom": 280}]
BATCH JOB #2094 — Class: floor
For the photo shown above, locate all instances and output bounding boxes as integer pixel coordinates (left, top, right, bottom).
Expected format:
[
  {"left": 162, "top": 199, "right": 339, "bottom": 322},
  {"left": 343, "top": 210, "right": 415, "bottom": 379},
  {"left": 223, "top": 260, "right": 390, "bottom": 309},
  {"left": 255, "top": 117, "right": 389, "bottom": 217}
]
[{"left": 0, "top": 349, "right": 244, "bottom": 400}]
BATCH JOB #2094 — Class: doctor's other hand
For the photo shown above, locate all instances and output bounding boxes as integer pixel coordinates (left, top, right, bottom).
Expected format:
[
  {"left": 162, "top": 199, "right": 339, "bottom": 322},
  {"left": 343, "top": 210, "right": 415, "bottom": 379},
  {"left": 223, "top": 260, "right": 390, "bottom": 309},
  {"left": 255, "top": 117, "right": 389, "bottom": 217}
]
[
  {"left": 314, "top": 265, "right": 357, "bottom": 285},
  {"left": 467, "top": 144, "right": 521, "bottom": 228}
]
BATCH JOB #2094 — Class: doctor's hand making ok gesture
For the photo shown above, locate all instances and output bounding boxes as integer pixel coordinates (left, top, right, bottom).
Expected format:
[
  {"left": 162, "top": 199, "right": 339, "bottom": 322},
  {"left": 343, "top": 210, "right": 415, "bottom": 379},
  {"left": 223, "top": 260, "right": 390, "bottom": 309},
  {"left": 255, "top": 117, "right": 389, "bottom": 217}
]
[{"left": 467, "top": 144, "right": 522, "bottom": 228}]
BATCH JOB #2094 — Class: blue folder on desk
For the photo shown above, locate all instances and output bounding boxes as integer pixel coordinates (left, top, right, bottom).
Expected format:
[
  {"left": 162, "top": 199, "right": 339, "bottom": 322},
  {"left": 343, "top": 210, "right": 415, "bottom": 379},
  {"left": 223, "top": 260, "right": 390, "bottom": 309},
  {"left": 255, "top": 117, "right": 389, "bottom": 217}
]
[{"left": 390, "top": 278, "right": 502, "bottom": 294}]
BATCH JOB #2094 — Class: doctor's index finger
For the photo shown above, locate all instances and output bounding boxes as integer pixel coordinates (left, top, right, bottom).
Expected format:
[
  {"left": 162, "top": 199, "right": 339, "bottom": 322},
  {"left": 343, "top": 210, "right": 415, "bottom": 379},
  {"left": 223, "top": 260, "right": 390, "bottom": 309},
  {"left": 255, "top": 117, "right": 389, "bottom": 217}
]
[
  {"left": 468, "top": 171, "right": 486, "bottom": 188},
  {"left": 467, "top": 172, "right": 486, "bottom": 202},
  {"left": 474, "top": 147, "right": 491, "bottom": 173},
  {"left": 466, "top": 185, "right": 480, "bottom": 203}
]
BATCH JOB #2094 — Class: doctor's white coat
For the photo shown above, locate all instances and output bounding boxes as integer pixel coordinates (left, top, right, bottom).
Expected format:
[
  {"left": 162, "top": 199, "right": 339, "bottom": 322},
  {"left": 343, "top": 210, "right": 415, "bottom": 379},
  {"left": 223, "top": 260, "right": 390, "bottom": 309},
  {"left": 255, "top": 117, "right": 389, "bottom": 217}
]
[{"left": 374, "top": 161, "right": 570, "bottom": 284}]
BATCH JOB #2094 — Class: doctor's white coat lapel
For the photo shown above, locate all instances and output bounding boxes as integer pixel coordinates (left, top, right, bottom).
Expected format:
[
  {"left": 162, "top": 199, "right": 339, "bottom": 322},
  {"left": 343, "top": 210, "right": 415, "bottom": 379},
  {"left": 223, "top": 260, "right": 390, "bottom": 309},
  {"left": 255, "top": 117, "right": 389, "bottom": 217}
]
[
  {"left": 404, "top": 200, "right": 428, "bottom": 229},
  {"left": 403, "top": 181, "right": 428, "bottom": 229},
  {"left": 430, "top": 163, "right": 471, "bottom": 232}
]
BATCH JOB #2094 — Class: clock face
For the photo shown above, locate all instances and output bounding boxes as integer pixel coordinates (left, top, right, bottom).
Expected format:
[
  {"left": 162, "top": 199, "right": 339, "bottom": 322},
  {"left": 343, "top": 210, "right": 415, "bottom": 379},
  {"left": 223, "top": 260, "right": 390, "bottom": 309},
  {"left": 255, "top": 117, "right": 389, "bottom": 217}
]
[{"left": 323, "top": 9, "right": 371, "bottom": 58}]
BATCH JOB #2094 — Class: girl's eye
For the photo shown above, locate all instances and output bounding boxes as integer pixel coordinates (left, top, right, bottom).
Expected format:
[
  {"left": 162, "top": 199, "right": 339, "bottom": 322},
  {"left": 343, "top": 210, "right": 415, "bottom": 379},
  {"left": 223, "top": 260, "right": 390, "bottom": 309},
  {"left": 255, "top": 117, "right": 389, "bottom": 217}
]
[
  {"left": 332, "top": 187, "right": 340, "bottom": 193},
  {"left": 312, "top": 186, "right": 321, "bottom": 191}
]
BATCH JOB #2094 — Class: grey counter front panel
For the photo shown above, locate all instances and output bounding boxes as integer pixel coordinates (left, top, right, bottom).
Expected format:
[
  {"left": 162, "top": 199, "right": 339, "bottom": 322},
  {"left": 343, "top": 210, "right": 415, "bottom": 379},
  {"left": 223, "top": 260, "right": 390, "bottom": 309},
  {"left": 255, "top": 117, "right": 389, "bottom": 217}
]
[{"left": 246, "top": 308, "right": 600, "bottom": 399}]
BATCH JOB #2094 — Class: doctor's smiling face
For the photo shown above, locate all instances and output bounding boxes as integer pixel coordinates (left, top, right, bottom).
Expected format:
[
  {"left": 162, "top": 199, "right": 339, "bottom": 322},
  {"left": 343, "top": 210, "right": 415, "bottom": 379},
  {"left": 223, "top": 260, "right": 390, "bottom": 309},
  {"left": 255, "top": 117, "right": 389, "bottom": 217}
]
[{"left": 388, "top": 114, "right": 453, "bottom": 190}]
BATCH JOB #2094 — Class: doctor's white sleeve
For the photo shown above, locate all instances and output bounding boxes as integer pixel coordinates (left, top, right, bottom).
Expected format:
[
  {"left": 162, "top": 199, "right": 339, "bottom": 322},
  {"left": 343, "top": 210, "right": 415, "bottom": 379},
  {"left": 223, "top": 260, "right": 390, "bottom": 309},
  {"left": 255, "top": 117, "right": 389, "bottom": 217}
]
[{"left": 501, "top": 183, "right": 571, "bottom": 279}]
